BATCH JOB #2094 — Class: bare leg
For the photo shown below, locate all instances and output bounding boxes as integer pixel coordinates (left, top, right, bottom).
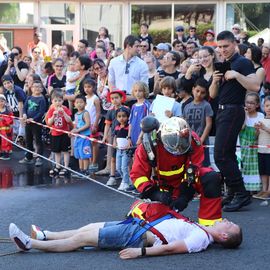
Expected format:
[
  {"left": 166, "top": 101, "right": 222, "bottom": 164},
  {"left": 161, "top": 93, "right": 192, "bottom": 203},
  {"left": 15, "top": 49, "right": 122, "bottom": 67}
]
[
  {"left": 31, "top": 223, "right": 104, "bottom": 252},
  {"left": 55, "top": 152, "right": 61, "bottom": 169},
  {"left": 46, "top": 222, "right": 105, "bottom": 240},
  {"left": 261, "top": 175, "right": 268, "bottom": 191},
  {"left": 63, "top": 151, "right": 70, "bottom": 167}
]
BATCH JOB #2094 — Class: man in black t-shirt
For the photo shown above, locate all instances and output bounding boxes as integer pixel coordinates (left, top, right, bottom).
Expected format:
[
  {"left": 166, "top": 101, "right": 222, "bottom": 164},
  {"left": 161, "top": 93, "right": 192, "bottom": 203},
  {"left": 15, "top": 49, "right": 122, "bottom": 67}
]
[
  {"left": 209, "top": 31, "right": 260, "bottom": 212},
  {"left": 4, "top": 46, "right": 29, "bottom": 89}
]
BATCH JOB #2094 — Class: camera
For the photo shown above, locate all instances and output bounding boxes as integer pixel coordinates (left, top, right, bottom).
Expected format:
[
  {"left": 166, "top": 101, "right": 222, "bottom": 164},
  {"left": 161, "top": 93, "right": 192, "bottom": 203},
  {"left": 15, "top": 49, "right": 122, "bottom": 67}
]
[{"left": 9, "top": 52, "right": 16, "bottom": 63}]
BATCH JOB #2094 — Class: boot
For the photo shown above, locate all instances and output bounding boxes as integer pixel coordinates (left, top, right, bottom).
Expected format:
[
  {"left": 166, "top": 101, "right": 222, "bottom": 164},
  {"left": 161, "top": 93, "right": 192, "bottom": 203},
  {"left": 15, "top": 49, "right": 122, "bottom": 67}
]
[
  {"left": 223, "top": 192, "right": 252, "bottom": 212},
  {"left": 222, "top": 187, "right": 234, "bottom": 207}
]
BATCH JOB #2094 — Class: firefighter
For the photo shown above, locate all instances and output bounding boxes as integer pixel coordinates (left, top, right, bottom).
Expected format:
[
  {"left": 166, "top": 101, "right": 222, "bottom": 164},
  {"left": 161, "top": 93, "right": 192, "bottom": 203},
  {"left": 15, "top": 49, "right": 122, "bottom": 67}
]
[{"left": 130, "top": 116, "right": 222, "bottom": 226}]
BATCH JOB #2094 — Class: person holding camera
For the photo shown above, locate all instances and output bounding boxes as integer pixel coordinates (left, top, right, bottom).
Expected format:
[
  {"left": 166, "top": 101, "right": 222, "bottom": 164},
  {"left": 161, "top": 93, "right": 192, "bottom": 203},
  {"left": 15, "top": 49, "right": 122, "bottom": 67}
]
[
  {"left": 130, "top": 116, "right": 222, "bottom": 226},
  {"left": 209, "top": 31, "right": 260, "bottom": 212},
  {"left": 4, "top": 46, "right": 29, "bottom": 89}
]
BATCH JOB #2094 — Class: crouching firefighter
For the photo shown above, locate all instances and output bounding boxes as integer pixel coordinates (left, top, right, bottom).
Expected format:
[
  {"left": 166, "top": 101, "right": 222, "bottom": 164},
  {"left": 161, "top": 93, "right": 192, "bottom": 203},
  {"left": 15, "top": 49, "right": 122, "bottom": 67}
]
[{"left": 130, "top": 116, "right": 222, "bottom": 226}]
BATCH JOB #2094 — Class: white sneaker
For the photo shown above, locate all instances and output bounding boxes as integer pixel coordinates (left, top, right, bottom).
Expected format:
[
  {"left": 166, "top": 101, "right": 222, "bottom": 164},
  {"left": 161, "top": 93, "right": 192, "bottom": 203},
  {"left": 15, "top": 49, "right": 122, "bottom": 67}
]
[
  {"left": 118, "top": 182, "right": 129, "bottom": 191},
  {"left": 9, "top": 223, "right": 31, "bottom": 251},
  {"left": 106, "top": 176, "right": 117, "bottom": 186},
  {"left": 31, "top": 225, "right": 46, "bottom": 240}
]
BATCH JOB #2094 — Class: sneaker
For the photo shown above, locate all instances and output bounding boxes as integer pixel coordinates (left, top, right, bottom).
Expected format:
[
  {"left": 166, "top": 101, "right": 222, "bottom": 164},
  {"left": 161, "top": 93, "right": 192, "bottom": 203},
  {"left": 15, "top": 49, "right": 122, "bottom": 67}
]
[
  {"left": 35, "top": 158, "right": 43, "bottom": 167},
  {"left": 19, "top": 157, "right": 34, "bottom": 164},
  {"left": 71, "top": 170, "right": 86, "bottom": 179},
  {"left": 49, "top": 167, "right": 60, "bottom": 176},
  {"left": 118, "top": 182, "right": 130, "bottom": 191},
  {"left": 132, "top": 189, "right": 140, "bottom": 195},
  {"left": 89, "top": 163, "right": 99, "bottom": 173},
  {"left": 59, "top": 168, "right": 69, "bottom": 176},
  {"left": 115, "top": 171, "right": 122, "bottom": 180},
  {"left": 9, "top": 223, "right": 31, "bottom": 251},
  {"left": 95, "top": 168, "right": 110, "bottom": 176},
  {"left": 125, "top": 185, "right": 136, "bottom": 193},
  {"left": 106, "top": 176, "right": 117, "bottom": 186},
  {"left": 31, "top": 225, "right": 47, "bottom": 240},
  {"left": 1, "top": 152, "right": 10, "bottom": 160}
]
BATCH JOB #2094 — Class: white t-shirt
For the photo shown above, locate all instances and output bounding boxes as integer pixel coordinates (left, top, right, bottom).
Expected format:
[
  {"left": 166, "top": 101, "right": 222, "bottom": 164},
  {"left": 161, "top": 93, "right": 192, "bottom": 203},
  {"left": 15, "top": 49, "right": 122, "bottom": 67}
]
[
  {"left": 153, "top": 218, "right": 213, "bottom": 253},
  {"left": 258, "top": 118, "right": 270, "bottom": 154},
  {"left": 66, "top": 70, "right": 80, "bottom": 90}
]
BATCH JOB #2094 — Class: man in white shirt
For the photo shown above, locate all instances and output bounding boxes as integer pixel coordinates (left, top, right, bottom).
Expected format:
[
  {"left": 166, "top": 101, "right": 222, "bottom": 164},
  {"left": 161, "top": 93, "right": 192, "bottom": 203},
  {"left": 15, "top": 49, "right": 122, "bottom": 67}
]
[
  {"left": 9, "top": 217, "right": 242, "bottom": 259},
  {"left": 108, "top": 35, "right": 148, "bottom": 99}
]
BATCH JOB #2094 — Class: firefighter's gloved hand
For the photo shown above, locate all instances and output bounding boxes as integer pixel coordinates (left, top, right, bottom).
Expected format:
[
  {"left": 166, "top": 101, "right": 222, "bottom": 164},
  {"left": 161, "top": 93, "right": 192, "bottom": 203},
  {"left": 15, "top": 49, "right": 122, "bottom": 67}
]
[
  {"left": 180, "top": 181, "right": 196, "bottom": 201},
  {"left": 149, "top": 190, "right": 172, "bottom": 205},
  {"left": 171, "top": 197, "right": 189, "bottom": 212}
]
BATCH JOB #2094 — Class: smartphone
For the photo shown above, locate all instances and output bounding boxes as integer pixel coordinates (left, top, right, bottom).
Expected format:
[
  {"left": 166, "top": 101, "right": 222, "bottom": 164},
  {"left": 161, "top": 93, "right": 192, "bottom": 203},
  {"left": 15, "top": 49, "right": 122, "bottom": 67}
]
[
  {"left": 190, "top": 58, "right": 201, "bottom": 65},
  {"left": 214, "top": 62, "right": 231, "bottom": 75}
]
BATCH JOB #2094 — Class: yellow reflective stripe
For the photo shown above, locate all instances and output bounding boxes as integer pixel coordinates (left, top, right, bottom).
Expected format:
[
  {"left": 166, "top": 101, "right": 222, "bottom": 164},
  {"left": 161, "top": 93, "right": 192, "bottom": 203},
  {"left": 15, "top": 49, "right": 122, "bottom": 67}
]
[
  {"left": 198, "top": 218, "right": 222, "bottom": 226},
  {"left": 134, "top": 176, "right": 149, "bottom": 189},
  {"left": 132, "top": 206, "right": 144, "bottom": 220},
  {"left": 159, "top": 164, "right": 184, "bottom": 177},
  {"left": 0, "top": 127, "right": 11, "bottom": 130}
]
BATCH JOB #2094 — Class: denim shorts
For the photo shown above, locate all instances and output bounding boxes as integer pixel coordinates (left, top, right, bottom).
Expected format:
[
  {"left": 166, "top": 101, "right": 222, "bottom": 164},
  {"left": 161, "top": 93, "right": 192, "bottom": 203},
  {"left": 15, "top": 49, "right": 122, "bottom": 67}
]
[{"left": 98, "top": 221, "right": 146, "bottom": 249}]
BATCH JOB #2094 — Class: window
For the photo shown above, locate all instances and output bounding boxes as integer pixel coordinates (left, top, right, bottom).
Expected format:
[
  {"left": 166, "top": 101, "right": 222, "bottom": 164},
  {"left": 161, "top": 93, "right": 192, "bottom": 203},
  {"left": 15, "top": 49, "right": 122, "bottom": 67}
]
[
  {"left": 0, "top": 3, "right": 34, "bottom": 24},
  {"left": 82, "top": 4, "right": 122, "bottom": 47},
  {"left": 226, "top": 3, "right": 270, "bottom": 32},
  {"left": 40, "top": 3, "right": 75, "bottom": 25},
  {"left": 131, "top": 4, "right": 172, "bottom": 44}
]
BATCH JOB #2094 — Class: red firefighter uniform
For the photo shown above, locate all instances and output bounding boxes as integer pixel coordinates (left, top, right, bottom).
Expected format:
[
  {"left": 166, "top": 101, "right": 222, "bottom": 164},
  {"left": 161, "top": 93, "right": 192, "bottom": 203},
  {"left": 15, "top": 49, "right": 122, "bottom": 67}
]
[
  {"left": 130, "top": 131, "right": 222, "bottom": 226},
  {"left": 0, "top": 108, "right": 13, "bottom": 152}
]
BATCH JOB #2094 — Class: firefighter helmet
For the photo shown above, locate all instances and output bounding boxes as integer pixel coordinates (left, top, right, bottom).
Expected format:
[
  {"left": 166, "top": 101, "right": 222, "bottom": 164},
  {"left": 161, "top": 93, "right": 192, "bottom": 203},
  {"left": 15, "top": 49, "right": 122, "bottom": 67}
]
[
  {"left": 159, "top": 117, "right": 191, "bottom": 155},
  {"left": 140, "top": 116, "right": 160, "bottom": 133}
]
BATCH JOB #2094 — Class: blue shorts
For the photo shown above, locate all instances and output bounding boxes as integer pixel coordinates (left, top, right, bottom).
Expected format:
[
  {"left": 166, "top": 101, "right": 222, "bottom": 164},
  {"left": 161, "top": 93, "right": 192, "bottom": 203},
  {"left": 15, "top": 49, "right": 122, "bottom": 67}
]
[
  {"left": 74, "top": 137, "right": 92, "bottom": 159},
  {"left": 98, "top": 221, "right": 146, "bottom": 249}
]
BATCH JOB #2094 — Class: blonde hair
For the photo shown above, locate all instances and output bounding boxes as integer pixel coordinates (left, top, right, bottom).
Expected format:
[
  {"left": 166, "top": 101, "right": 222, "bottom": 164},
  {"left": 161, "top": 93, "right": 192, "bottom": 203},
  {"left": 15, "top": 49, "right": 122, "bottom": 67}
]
[{"left": 132, "top": 81, "right": 149, "bottom": 98}]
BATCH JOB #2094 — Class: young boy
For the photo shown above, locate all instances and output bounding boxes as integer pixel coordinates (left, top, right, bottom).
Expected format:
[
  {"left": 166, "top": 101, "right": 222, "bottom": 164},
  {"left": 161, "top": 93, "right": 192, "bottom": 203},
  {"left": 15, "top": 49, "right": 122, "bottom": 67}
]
[
  {"left": 103, "top": 89, "right": 127, "bottom": 186},
  {"left": 19, "top": 80, "right": 46, "bottom": 166},
  {"left": 0, "top": 94, "right": 13, "bottom": 160},
  {"left": 45, "top": 89, "right": 72, "bottom": 176},
  {"left": 71, "top": 94, "right": 91, "bottom": 177},
  {"left": 138, "top": 23, "right": 153, "bottom": 51},
  {"left": 183, "top": 78, "right": 213, "bottom": 166},
  {"left": 1, "top": 75, "right": 26, "bottom": 139}
]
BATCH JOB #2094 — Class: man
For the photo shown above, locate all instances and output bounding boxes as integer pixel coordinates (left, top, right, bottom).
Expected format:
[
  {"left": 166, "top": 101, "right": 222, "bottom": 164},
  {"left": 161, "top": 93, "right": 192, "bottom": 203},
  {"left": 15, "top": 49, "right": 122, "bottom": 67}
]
[
  {"left": 27, "top": 31, "right": 49, "bottom": 59},
  {"left": 108, "top": 35, "right": 148, "bottom": 99},
  {"left": 77, "top": 39, "right": 89, "bottom": 56},
  {"left": 261, "top": 44, "right": 270, "bottom": 82},
  {"left": 130, "top": 116, "right": 222, "bottom": 226},
  {"left": 185, "top": 41, "right": 198, "bottom": 58},
  {"left": 209, "top": 31, "right": 260, "bottom": 212},
  {"left": 139, "top": 40, "right": 149, "bottom": 58},
  {"left": 9, "top": 216, "right": 242, "bottom": 258}
]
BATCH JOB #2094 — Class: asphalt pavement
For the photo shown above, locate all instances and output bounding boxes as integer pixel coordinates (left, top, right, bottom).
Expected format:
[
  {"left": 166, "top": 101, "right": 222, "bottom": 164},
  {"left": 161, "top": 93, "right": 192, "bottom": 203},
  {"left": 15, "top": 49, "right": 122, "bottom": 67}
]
[{"left": 0, "top": 148, "right": 269, "bottom": 270}]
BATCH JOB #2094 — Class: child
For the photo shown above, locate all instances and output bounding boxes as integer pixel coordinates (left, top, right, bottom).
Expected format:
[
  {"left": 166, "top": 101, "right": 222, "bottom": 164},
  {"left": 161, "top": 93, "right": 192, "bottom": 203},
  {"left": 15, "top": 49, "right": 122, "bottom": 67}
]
[
  {"left": 239, "top": 93, "right": 264, "bottom": 193},
  {"left": 103, "top": 90, "right": 127, "bottom": 186},
  {"left": 254, "top": 96, "right": 270, "bottom": 199},
  {"left": 150, "top": 76, "right": 181, "bottom": 119},
  {"left": 183, "top": 78, "right": 213, "bottom": 166},
  {"left": 71, "top": 95, "right": 91, "bottom": 177},
  {"left": 19, "top": 80, "right": 46, "bottom": 166},
  {"left": 83, "top": 79, "right": 101, "bottom": 173},
  {"left": 128, "top": 81, "right": 150, "bottom": 147},
  {"left": 114, "top": 107, "right": 132, "bottom": 191},
  {"left": 139, "top": 23, "right": 153, "bottom": 51},
  {"left": 45, "top": 89, "right": 72, "bottom": 176},
  {"left": 96, "top": 27, "right": 110, "bottom": 50},
  {"left": 0, "top": 94, "right": 13, "bottom": 160},
  {"left": 66, "top": 60, "right": 80, "bottom": 111}
]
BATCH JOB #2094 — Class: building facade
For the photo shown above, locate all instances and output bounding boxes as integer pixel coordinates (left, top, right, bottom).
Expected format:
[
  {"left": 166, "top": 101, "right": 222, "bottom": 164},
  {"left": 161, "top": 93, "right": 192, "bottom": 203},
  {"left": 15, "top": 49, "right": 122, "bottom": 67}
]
[{"left": 0, "top": 0, "right": 269, "bottom": 54}]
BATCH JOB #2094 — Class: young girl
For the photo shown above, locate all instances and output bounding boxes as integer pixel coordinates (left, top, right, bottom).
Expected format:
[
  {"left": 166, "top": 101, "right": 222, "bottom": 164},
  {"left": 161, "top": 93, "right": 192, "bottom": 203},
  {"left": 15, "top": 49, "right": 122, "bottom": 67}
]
[
  {"left": 254, "top": 96, "right": 270, "bottom": 199},
  {"left": 150, "top": 76, "right": 181, "bottom": 119},
  {"left": 83, "top": 78, "right": 101, "bottom": 173},
  {"left": 71, "top": 95, "right": 91, "bottom": 177},
  {"left": 128, "top": 81, "right": 150, "bottom": 147},
  {"left": 96, "top": 27, "right": 110, "bottom": 50},
  {"left": 239, "top": 93, "right": 264, "bottom": 193},
  {"left": 114, "top": 107, "right": 132, "bottom": 191},
  {"left": 0, "top": 94, "right": 13, "bottom": 160}
]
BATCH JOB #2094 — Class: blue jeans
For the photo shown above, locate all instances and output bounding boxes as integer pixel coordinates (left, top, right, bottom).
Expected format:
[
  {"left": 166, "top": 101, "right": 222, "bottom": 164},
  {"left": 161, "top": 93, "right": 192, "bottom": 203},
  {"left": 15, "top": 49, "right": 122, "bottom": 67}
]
[{"left": 116, "top": 149, "right": 131, "bottom": 184}]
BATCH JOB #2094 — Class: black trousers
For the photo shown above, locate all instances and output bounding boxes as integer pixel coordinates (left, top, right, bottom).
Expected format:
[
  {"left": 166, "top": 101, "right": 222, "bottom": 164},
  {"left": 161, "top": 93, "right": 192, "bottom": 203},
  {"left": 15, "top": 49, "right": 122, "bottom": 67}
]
[
  {"left": 214, "top": 106, "right": 245, "bottom": 188},
  {"left": 25, "top": 123, "right": 43, "bottom": 160}
]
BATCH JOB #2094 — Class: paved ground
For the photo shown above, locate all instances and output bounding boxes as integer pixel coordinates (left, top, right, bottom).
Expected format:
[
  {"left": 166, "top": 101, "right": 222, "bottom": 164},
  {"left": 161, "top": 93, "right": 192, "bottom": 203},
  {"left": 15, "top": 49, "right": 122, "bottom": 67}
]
[{"left": 0, "top": 149, "right": 269, "bottom": 270}]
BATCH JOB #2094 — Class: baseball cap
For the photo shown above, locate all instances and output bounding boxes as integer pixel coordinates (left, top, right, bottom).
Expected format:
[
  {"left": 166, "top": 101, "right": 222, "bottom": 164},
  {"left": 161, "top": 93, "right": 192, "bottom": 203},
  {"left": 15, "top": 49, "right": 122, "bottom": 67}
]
[
  {"left": 176, "top": 26, "right": 185, "bottom": 32},
  {"left": 0, "top": 94, "right": 6, "bottom": 101},
  {"left": 156, "top": 43, "right": 169, "bottom": 51},
  {"left": 204, "top": 29, "right": 215, "bottom": 37},
  {"left": 232, "top": 24, "right": 241, "bottom": 30},
  {"left": 1, "top": 74, "right": 13, "bottom": 83}
]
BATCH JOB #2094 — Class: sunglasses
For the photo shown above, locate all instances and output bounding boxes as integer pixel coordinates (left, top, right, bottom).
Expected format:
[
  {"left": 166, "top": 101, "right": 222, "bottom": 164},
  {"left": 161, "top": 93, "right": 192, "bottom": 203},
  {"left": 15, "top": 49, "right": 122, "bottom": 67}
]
[
  {"left": 125, "top": 63, "right": 130, "bottom": 74},
  {"left": 12, "top": 53, "right": 19, "bottom": 56},
  {"left": 33, "top": 51, "right": 41, "bottom": 54}
]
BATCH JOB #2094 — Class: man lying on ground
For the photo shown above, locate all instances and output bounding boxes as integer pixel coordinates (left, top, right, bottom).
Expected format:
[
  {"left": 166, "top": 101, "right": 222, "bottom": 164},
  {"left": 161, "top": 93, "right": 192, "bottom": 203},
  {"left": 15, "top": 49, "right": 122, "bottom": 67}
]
[{"left": 9, "top": 216, "right": 242, "bottom": 259}]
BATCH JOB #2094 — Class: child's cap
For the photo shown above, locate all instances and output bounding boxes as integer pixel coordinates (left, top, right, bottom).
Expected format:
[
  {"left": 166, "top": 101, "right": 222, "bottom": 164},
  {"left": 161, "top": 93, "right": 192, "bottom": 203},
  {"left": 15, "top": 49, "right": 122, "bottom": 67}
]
[
  {"left": 0, "top": 94, "right": 6, "bottom": 101},
  {"left": 107, "top": 89, "right": 126, "bottom": 103},
  {"left": 116, "top": 106, "right": 130, "bottom": 117},
  {"left": 1, "top": 75, "right": 13, "bottom": 84}
]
